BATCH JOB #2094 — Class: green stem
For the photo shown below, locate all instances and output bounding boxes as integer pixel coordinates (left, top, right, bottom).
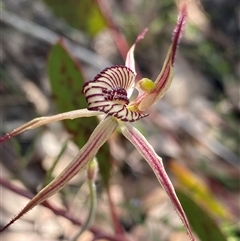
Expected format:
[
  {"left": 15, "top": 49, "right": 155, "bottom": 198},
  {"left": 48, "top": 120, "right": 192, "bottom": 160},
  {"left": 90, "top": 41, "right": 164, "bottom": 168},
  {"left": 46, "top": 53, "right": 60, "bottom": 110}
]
[
  {"left": 43, "top": 139, "right": 69, "bottom": 186},
  {"left": 71, "top": 172, "right": 97, "bottom": 241}
]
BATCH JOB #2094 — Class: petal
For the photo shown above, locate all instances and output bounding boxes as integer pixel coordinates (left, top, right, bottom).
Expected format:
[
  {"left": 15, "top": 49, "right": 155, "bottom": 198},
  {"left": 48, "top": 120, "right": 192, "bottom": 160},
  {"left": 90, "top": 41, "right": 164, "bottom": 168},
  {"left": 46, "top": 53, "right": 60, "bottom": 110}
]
[
  {"left": 170, "top": 4, "right": 187, "bottom": 66},
  {"left": 153, "top": 4, "right": 187, "bottom": 88},
  {"left": 83, "top": 66, "right": 147, "bottom": 122},
  {"left": 120, "top": 122, "right": 195, "bottom": 241},
  {"left": 0, "top": 116, "right": 118, "bottom": 232},
  {"left": 136, "top": 47, "right": 174, "bottom": 112},
  {"left": 125, "top": 28, "right": 148, "bottom": 75},
  {"left": 132, "top": 5, "right": 187, "bottom": 112},
  {"left": 0, "top": 109, "right": 101, "bottom": 143}
]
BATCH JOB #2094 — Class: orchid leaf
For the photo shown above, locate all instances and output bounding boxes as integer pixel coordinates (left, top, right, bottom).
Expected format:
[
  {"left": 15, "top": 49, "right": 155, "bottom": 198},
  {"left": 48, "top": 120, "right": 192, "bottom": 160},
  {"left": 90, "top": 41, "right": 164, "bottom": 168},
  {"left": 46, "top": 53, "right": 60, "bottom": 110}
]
[
  {"left": 43, "top": 0, "right": 106, "bottom": 36},
  {"left": 48, "top": 41, "right": 111, "bottom": 186},
  {"left": 176, "top": 189, "right": 228, "bottom": 241}
]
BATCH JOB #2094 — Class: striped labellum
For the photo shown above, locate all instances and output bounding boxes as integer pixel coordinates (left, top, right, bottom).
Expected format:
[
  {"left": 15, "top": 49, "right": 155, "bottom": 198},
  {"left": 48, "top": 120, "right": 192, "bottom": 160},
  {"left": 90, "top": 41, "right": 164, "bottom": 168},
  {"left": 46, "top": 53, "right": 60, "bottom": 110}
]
[{"left": 83, "top": 65, "right": 148, "bottom": 122}]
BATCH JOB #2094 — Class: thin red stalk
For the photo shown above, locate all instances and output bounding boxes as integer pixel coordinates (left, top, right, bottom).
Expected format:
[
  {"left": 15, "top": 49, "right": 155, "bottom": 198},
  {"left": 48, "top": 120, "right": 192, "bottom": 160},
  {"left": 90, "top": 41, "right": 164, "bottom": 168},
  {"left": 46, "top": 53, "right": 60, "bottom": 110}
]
[
  {"left": 96, "top": 0, "right": 143, "bottom": 80},
  {"left": 106, "top": 186, "right": 128, "bottom": 240},
  {"left": 96, "top": 0, "right": 129, "bottom": 59}
]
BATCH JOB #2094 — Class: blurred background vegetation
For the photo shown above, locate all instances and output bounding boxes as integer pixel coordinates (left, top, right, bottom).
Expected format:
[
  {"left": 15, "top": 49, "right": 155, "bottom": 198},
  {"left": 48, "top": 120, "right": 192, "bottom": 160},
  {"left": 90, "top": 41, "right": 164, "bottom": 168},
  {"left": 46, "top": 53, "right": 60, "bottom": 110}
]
[{"left": 0, "top": 0, "right": 239, "bottom": 241}]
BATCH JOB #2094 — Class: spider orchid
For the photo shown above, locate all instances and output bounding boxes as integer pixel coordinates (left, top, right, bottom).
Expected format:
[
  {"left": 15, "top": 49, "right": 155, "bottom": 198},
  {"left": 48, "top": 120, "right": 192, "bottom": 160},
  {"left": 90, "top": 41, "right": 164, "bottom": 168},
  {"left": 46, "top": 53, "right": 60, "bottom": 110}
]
[{"left": 0, "top": 5, "right": 195, "bottom": 241}]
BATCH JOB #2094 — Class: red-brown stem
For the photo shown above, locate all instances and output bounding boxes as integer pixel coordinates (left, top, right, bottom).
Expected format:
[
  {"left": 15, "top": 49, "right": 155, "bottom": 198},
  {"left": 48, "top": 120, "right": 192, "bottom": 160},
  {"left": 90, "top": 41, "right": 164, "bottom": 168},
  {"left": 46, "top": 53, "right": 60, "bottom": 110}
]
[
  {"left": 96, "top": 0, "right": 143, "bottom": 80},
  {"left": 0, "top": 177, "right": 123, "bottom": 241},
  {"left": 96, "top": 0, "right": 129, "bottom": 59},
  {"left": 106, "top": 186, "right": 128, "bottom": 240}
]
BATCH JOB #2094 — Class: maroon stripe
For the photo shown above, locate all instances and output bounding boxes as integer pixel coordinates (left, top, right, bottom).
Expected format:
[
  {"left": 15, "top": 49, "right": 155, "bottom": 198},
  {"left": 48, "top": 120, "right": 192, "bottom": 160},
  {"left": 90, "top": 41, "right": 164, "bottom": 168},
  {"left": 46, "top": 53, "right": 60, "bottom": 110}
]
[
  {"left": 156, "top": 60, "right": 171, "bottom": 92},
  {"left": 86, "top": 94, "right": 104, "bottom": 100}
]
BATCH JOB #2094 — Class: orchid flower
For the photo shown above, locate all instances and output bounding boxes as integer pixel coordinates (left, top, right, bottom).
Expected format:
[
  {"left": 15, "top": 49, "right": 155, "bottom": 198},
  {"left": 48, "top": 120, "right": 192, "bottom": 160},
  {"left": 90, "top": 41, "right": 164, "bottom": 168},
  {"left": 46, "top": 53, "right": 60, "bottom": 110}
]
[{"left": 0, "top": 5, "right": 195, "bottom": 241}]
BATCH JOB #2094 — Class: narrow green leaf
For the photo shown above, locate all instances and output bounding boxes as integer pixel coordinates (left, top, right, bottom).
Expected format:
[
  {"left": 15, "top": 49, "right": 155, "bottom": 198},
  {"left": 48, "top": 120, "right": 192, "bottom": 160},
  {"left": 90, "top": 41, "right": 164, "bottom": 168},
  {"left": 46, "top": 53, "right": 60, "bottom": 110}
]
[
  {"left": 176, "top": 189, "right": 228, "bottom": 241},
  {"left": 48, "top": 41, "right": 111, "bottom": 186},
  {"left": 170, "top": 160, "right": 231, "bottom": 220}
]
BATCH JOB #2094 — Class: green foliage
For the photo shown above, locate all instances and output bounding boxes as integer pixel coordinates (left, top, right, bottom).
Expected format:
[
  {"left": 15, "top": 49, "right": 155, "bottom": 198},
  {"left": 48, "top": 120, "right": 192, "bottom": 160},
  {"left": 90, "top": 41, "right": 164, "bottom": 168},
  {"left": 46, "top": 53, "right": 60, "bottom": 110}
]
[
  {"left": 43, "top": 0, "right": 106, "bottom": 36},
  {"left": 177, "top": 189, "right": 228, "bottom": 241}
]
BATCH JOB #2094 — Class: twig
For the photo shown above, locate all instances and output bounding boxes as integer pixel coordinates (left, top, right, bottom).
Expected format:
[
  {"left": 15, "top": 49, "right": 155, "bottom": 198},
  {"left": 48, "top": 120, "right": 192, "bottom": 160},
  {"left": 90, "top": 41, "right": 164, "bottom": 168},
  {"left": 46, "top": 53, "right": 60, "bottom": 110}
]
[
  {"left": 96, "top": 0, "right": 143, "bottom": 80},
  {"left": 0, "top": 177, "right": 124, "bottom": 241},
  {"left": 96, "top": 0, "right": 129, "bottom": 60}
]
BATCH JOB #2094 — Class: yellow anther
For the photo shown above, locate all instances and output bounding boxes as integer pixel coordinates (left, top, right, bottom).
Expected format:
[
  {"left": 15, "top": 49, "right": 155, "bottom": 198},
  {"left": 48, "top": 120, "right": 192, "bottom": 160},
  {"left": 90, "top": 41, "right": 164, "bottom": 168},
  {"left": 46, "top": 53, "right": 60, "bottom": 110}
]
[{"left": 138, "top": 78, "right": 156, "bottom": 93}]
